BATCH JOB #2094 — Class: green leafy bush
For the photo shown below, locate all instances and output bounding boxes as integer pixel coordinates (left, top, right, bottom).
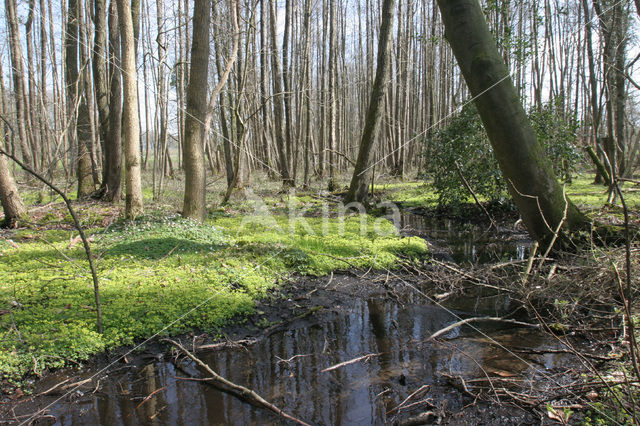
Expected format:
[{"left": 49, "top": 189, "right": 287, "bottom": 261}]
[
  {"left": 529, "top": 97, "right": 581, "bottom": 182},
  {"left": 425, "top": 104, "right": 506, "bottom": 206},
  {"left": 425, "top": 99, "right": 581, "bottom": 206}
]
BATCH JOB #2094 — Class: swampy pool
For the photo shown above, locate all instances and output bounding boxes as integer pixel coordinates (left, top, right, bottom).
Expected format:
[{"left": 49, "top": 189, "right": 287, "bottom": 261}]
[
  {"left": 21, "top": 215, "right": 574, "bottom": 425},
  {"left": 34, "top": 290, "right": 573, "bottom": 425}
]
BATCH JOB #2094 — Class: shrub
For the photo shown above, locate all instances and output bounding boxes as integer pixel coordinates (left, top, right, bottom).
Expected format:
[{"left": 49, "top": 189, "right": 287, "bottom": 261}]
[
  {"left": 425, "top": 104, "right": 507, "bottom": 206},
  {"left": 425, "top": 99, "right": 581, "bottom": 206},
  {"left": 529, "top": 98, "right": 582, "bottom": 182}
]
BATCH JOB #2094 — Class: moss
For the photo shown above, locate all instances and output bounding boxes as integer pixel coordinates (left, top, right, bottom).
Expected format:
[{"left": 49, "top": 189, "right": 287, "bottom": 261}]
[
  {"left": 0, "top": 212, "right": 426, "bottom": 385},
  {"left": 566, "top": 174, "right": 640, "bottom": 212}
]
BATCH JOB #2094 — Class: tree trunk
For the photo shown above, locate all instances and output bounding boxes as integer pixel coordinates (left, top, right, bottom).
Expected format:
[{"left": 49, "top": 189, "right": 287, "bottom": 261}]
[
  {"left": 268, "top": 0, "right": 293, "bottom": 186},
  {"left": 0, "top": 138, "right": 27, "bottom": 228},
  {"left": 116, "top": 0, "right": 143, "bottom": 219},
  {"left": 93, "top": 0, "right": 114, "bottom": 200},
  {"left": 103, "top": 0, "right": 123, "bottom": 201},
  {"left": 182, "top": 0, "right": 211, "bottom": 220},
  {"left": 344, "top": 0, "right": 396, "bottom": 203},
  {"left": 5, "top": 0, "right": 34, "bottom": 168},
  {"left": 436, "top": 0, "right": 588, "bottom": 244},
  {"left": 65, "top": 0, "right": 94, "bottom": 198},
  {"left": 327, "top": 0, "right": 338, "bottom": 191}
]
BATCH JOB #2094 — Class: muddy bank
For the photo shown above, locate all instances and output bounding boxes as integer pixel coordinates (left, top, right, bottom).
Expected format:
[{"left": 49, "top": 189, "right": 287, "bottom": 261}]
[{"left": 3, "top": 272, "right": 591, "bottom": 425}]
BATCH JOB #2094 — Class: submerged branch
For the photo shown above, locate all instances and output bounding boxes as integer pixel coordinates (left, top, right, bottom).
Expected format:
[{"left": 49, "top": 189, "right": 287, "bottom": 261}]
[
  {"left": 164, "top": 339, "right": 311, "bottom": 426},
  {"left": 427, "top": 317, "right": 539, "bottom": 341}
]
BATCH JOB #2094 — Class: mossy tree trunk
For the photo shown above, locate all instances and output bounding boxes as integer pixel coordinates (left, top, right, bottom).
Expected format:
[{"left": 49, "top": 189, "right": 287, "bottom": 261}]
[
  {"left": 436, "top": 0, "right": 588, "bottom": 244},
  {"left": 182, "top": 0, "right": 211, "bottom": 220}
]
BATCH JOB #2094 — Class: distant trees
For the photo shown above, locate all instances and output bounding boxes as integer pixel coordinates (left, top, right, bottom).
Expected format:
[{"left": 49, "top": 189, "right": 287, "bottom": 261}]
[{"left": 0, "top": 0, "right": 638, "bottom": 225}]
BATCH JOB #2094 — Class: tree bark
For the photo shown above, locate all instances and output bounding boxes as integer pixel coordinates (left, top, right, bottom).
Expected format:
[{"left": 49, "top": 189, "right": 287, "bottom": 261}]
[
  {"left": 5, "top": 0, "right": 34, "bottom": 168},
  {"left": 268, "top": 0, "right": 294, "bottom": 187},
  {"left": 116, "top": 0, "right": 143, "bottom": 218},
  {"left": 65, "top": 0, "right": 94, "bottom": 198},
  {"left": 327, "top": 0, "right": 338, "bottom": 191},
  {"left": 344, "top": 0, "right": 396, "bottom": 203},
  {"left": 93, "top": 0, "right": 115, "bottom": 200},
  {"left": 436, "top": 0, "right": 588, "bottom": 244},
  {"left": 0, "top": 136, "right": 26, "bottom": 228},
  {"left": 103, "top": 0, "right": 123, "bottom": 201},
  {"left": 182, "top": 0, "right": 211, "bottom": 220}
]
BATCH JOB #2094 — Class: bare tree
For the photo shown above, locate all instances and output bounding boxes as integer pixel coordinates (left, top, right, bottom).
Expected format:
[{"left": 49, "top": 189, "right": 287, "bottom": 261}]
[
  {"left": 117, "top": 0, "right": 143, "bottom": 218},
  {"left": 5, "top": 0, "right": 34, "bottom": 168},
  {"left": 182, "top": 0, "right": 211, "bottom": 220},
  {"left": 344, "top": 0, "right": 396, "bottom": 203}
]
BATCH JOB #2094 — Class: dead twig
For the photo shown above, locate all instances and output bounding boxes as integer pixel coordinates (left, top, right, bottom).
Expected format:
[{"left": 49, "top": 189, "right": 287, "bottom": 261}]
[
  {"left": 426, "top": 317, "right": 539, "bottom": 341},
  {"left": 164, "top": 339, "right": 310, "bottom": 425},
  {"left": 386, "top": 384, "right": 432, "bottom": 415},
  {"left": 133, "top": 386, "right": 167, "bottom": 411},
  {"left": 321, "top": 353, "right": 383, "bottom": 373}
]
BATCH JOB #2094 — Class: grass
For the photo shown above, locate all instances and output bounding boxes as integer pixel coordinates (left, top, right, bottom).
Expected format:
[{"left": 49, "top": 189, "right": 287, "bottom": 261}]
[
  {"left": 0, "top": 197, "right": 427, "bottom": 387},
  {"left": 566, "top": 173, "right": 640, "bottom": 211}
]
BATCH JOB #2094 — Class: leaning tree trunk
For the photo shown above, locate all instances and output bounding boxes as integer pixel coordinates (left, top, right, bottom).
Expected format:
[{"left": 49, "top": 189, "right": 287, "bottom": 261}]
[
  {"left": 344, "top": 0, "right": 396, "bottom": 204},
  {"left": 436, "top": 0, "right": 588, "bottom": 244},
  {"left": 182, "top": 0, "right": 211, "bottom": 220},
  {"left": 116, "top": 0, "right": 143, "bottom": 219}
]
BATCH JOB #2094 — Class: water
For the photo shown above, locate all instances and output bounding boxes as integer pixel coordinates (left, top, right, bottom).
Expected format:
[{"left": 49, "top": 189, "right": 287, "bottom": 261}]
[
  {"left": 35, "top": 294, "right": 570, "bottom": 425},
  {"left": 398, "top": 212, "right": 532, "bottom": 264}
]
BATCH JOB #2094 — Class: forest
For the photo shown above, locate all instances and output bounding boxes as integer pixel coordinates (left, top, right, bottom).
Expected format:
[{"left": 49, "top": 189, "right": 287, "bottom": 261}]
[{"left": 0, "top": 0, "right": 639, "bottom": 423}]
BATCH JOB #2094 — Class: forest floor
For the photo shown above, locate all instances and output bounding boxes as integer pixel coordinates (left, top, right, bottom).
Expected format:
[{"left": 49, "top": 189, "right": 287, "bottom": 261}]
[{"left": 0, "top": 170, "right": 639, "bottom": 424}]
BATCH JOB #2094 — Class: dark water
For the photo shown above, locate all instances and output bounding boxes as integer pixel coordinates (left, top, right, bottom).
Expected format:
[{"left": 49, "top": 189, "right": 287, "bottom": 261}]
[
  {"left": 399, "top": 212, "right": 532, "bottom": 264},
  {"left": 36, "top": 296, "right": 570, "bottom": 425}
]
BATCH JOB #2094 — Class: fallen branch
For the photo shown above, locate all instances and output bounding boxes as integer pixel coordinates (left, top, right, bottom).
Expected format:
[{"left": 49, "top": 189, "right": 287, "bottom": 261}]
[
  {"left": 386, "top": 384, "right": 432, "bottom": 415},
  {"left": 508, "top": 346, "right": 618, "bottom": 361},
  {"left": 134, "top": 386, "right": 167, "bottom": 411},
  {"left": 164, "top": 339, "right": 310, "bottom": 425},
  {"left": 321, "top": 352, "right": 383, "bottom": 373},
  {"left": 195, "top": 338, "right": 257, "bottom": 352},
  {"left": 427, "top": 317, "right": 539, "bottom": 341}
]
